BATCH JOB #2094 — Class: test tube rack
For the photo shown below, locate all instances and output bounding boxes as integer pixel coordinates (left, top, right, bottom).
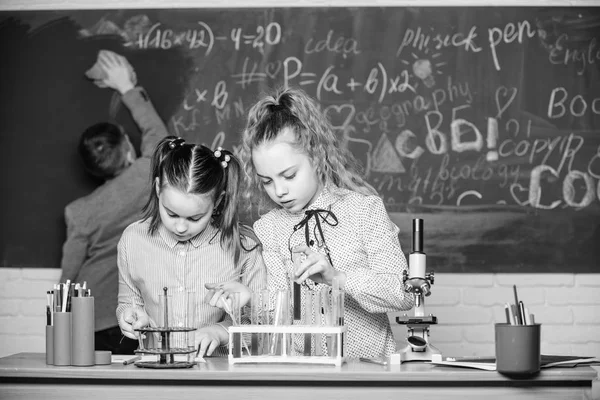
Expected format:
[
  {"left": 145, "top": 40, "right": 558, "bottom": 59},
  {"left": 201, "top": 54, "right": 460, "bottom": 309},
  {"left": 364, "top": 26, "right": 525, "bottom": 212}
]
[
  {"left": 228, "top": 324, "right": 347, "bottom": 366},
  {"left": 133, "top": 326, "right": 197, "bottom": 368}
]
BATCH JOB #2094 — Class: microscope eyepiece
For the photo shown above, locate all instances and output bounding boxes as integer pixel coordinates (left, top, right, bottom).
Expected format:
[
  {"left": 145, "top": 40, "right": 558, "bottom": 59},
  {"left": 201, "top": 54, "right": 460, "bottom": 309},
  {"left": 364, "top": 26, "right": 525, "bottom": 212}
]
[{"left": 412, "top": 218, "right": 423, "bottom": 253}]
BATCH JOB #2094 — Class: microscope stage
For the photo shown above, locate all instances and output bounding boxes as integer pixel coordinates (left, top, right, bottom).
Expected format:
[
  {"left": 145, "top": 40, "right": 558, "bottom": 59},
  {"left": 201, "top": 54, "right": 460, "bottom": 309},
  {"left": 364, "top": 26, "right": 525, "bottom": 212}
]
[{"left": 396, "top": 315, "right": 438, "bottom": 324}]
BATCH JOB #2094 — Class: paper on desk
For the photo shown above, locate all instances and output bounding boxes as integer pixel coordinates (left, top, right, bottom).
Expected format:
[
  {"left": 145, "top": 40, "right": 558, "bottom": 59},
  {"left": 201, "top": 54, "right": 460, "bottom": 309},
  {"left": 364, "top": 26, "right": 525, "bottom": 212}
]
[
  {"left": 540, "top": 356, "right": 600, "bottom": 368},
  {"left": 428, "top": 355, "right": 600, "bottom": 371},
  {"left": 428, "top": 359, "right": 496, "bottom": 371}
]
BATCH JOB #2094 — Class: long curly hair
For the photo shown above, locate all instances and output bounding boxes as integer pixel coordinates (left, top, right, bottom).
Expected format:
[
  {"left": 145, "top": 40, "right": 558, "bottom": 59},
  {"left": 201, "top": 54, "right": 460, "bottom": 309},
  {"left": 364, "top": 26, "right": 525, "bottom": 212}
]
[{"left": 240, "top": 87, "right": 376, "bottom": 215}]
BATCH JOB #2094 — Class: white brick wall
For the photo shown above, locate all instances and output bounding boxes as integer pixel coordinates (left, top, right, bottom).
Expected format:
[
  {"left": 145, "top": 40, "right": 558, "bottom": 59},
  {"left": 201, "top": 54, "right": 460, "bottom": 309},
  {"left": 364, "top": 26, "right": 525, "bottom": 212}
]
[
  {"left": 1, "top": 268, "right": 599, "bottom": 359},
  {"left": 388, "top": 273, "right": 600, "bottom": 358},
  {"left": 0, "top": 0, "right": 598, "bottom": 369}
]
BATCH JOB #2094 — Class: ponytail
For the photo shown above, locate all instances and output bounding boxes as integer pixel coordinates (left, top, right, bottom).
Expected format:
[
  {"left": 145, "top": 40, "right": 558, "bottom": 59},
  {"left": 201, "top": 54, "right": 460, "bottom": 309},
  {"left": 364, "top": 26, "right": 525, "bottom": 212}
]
[{"left": 212, "top": 148, "right": 259, "bottom": 266}]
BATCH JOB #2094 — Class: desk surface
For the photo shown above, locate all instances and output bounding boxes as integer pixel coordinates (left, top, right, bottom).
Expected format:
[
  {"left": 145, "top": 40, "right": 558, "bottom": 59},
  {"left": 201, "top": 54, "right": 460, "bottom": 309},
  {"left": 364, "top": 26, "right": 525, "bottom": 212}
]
[{"left": 0, "top": 352, "right": 597, "bottom": 383}]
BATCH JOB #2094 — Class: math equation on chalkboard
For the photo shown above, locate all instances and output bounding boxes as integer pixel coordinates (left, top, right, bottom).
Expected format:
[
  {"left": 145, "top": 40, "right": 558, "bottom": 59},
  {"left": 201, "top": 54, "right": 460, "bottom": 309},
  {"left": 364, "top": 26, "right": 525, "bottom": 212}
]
[{"left": 1, "top": 7, "right": 599, "bottom": 272}]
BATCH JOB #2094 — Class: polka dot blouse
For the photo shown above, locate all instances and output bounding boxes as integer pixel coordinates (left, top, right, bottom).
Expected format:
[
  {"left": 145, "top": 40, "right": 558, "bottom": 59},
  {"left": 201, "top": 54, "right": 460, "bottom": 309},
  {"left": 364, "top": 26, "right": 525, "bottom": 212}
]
[{"left": 254, "top": 186, "right": 414, "bottom": 358}]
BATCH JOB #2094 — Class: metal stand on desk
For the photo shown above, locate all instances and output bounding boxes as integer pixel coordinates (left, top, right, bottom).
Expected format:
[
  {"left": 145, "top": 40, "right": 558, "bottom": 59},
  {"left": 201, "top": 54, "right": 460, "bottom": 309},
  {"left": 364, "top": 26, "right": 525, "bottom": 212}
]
[{"left": 133, "top": 287, "right": 197, "bottom": 369}]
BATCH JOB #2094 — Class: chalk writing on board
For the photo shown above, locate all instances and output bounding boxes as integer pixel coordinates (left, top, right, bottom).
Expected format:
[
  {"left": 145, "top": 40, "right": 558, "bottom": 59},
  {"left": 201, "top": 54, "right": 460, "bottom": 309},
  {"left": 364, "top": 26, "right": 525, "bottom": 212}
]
[
  {"left": 304, "top": 29, "right": 361, "bottom": 56},
  {"left": 133, "top": 11, "right": 598, "bottom": 213},
  {"left": 1, "top": 7, "right": 598, "bottom": 272}
]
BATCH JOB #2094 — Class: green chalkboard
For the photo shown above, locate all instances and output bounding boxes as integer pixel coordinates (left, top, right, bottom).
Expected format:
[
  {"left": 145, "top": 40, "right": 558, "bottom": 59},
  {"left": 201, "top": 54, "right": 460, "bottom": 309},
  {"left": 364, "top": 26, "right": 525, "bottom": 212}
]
[{"left": 1, "top": 7, "right": 599, "bottom": 272}]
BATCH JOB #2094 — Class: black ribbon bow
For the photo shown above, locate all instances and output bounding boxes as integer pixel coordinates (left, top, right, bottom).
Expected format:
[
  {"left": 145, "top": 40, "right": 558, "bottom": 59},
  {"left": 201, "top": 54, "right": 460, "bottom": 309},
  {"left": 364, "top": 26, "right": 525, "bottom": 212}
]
[{"left": 291, "top": 208, "right": 338, "bottom": 265}]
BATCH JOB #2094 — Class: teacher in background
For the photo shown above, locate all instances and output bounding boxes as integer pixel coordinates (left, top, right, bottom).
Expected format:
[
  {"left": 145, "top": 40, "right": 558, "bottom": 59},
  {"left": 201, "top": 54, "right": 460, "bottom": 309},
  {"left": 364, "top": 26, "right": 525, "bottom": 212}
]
[{"left": 59, "top": 50, "right": 170, "bottom": 354}]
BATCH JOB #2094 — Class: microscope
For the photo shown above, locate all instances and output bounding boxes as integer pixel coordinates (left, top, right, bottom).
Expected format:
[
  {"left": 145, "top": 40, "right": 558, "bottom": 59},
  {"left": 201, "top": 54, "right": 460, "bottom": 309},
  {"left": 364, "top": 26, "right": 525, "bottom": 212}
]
[{"left": 390, "top": 218, "right": 441, "bottom": 364}]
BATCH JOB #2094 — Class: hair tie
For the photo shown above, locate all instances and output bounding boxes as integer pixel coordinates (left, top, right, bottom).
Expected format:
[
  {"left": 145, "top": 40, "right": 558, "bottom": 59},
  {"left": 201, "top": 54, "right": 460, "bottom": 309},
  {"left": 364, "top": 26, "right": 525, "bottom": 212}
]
[
  {"left": 214, "top": 146, "right": 230, "bottom": 169},
  {"left": 168, "top": 137, "right": 185, "bottom": 149}
]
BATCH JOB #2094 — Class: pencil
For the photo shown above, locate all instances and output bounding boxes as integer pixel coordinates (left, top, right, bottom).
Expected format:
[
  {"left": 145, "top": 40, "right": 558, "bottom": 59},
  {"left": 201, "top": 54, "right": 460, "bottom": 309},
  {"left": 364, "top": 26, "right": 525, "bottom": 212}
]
[
  {"left": 513, "top": 285, "right": 522, "bottom": 325},
  {"left": 123, "top": 355, "right": 141, "bottom": 365},
  {"left": 518, "top": 301, "right": 527, "bottom": 325}
]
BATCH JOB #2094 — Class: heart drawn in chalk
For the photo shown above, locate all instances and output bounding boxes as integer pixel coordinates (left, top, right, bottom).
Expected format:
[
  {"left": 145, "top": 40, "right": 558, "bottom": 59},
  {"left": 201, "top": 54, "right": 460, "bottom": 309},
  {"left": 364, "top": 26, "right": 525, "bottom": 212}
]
[
  {"left": 323, "top": 103, "right": 356, "bottom": 132},
  {"left": 495, "top": 86, "right": 517, "bottom": 119},
  {"left": 509, "top": 183, "right": 529, "bottom": 206},
  {"left": 265, "top": 61, "right": 281, "bottom": 79}
]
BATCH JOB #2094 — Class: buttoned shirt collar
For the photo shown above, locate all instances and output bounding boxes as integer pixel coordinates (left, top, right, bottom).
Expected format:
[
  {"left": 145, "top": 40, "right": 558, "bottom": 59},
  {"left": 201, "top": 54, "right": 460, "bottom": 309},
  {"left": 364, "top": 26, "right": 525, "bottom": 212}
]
[
  {"left": 158, "top": 222, "right": 218, "bottom": 248},
  {"left": 284, "top": 185, "right": 340, "bottom": 218}
]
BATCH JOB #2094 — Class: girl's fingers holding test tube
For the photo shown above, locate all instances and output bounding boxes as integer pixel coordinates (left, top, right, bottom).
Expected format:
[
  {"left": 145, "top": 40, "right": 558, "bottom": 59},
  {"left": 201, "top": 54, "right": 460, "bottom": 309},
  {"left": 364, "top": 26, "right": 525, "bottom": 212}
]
[
  {"left": 205, "top": 281, "right": 252, "bottom": 308},
  {"left": 294, "top": 251, "right": 332, "bottom": 284},
  {"left": 131, "top": 310, "right": 151, "bottom": 331},
  {"left": 205, "top": 288, "right": 226, "bottom": 309}
]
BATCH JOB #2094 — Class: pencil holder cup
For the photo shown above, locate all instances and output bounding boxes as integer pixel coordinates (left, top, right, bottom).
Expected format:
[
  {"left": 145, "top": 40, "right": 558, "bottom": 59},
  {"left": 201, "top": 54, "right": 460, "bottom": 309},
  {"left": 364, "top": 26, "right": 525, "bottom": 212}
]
[
  {"left": 495, "top": 323, "right": 541, "bottom": 377},
  {"left": 45, "top": 325, "right": 53, "bottom": 365},
  {"left": 71, "top": 296, "right": 95, "bottom": 366},
  {"left": 53, "top": 312, "right": 72, "bottom": 366}
]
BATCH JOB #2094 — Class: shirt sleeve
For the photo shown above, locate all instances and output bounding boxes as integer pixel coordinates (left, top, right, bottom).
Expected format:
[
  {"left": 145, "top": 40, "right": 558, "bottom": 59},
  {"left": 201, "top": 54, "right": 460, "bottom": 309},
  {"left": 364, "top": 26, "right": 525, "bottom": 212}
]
[
  {"left": 239, "top": 237, "right": 268, "bottom": 295},
  {"left": 59, "top": 205, "right": 88, "bottom": 283},
  {"left": 121, "top": 87, "right": 169, "bottom": 158},
  {"left": 236, "top": 236, "right": 267, "bottom": 326},
  {"left": 115, "top": 232, "right": 144, "bottom": 330},
  {"left": 342, "top": 196, "right": 415, "bottom": 313}
]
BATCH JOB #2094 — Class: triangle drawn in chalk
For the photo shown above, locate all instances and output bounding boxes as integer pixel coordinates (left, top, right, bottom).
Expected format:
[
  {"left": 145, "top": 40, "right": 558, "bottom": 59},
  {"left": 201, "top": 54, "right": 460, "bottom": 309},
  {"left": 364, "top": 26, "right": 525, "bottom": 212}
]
[{"left": 371, "top": 134, "right": 405, "bottom": 173}]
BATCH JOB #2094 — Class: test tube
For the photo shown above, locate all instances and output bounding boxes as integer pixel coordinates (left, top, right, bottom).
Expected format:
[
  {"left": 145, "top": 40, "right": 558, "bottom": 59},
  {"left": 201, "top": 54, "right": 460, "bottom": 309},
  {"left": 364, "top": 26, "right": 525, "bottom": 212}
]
[
  {"left": 332, "top": 290, "right": 345, "bottom": 327},
  {"left": 260, "top": 289, "right": 270, "bottom": 355},
  {"left": 322, "top": 289, "right": 335, "bottom": 357},
  {"left": 332, "top": 275, "right": 344, "bottom": 326},
  {"left": 312, "top": 290, "right": 323, "bottom": 356},
  {"left": 184, "top": 291, "right": 196, "bottom": 360},
  {"left": 270, "top": 290, "right": 289, "bottom": 355},
  {"left": 159, "top": 287, "right": 171, "bottom": 363},
  {"left": 304, "top": 289, "right": 312, "bottom": 356},
  {"left": 332, "top": 288, "right": 345, "bottom": 359},
  {"left": 290, "top": 258, "right": 302, "bottom": 322},
  {"left": 129, "top": 298, "right": 145, "bottom": 351},
  {"left": 230, "top": 292, "right": 242, "bottom": 358},
  {"left": 250, "top": 291, "right": 261, "bottom": 355}
]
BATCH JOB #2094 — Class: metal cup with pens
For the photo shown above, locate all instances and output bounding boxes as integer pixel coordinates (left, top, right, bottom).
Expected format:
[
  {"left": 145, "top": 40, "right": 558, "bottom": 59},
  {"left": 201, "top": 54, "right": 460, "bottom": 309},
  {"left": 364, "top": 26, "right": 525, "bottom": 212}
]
[{"left": 496, "top": 285, "right": 541, "bottom": 377}]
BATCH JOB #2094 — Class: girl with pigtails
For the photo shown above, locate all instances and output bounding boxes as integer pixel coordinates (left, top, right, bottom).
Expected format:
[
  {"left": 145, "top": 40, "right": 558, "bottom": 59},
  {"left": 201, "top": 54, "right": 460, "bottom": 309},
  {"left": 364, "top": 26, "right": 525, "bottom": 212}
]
[{"left": 116, "top": 136, "right": 266, "bottom": 357}]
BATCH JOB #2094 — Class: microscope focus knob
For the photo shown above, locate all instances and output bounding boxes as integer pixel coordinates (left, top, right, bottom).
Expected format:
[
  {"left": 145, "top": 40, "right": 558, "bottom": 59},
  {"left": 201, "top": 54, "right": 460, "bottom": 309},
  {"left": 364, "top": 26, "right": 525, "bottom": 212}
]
[{"left": 428, "top": 271, "right": 435, "bottom": 285}]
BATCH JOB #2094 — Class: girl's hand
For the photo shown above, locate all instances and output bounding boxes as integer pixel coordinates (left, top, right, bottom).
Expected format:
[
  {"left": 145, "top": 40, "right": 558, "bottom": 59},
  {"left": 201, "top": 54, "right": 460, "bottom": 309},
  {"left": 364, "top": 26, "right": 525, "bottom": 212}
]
[
  {"left": 204, "top": 281, "right": 252, "bottom": 312},
  {"left": 120, "top": 307, "right": 152, "bottom": 340},
  {"left": 291, "top": 244, "right": 346, "bottom": 287},
  {"left": 195, "top": 325, "right": 227, "bottom": 357}
]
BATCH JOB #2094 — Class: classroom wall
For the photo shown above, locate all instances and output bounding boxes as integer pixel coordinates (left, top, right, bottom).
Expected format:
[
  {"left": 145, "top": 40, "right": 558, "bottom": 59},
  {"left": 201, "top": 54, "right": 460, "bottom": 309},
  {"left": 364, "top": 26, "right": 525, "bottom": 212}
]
[
  {"left": 1, "top": 267, "right": 599, "bottom": 359},
  {"left": 1, "top": 0, "right": 599, "bottom": 360}
]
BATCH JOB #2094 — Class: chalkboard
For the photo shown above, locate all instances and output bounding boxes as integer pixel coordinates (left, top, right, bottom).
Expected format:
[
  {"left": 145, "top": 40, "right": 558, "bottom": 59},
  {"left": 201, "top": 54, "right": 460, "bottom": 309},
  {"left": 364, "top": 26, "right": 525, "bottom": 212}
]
[{"left": 1, "top": 7, "right": 599, "bottom": 272}]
